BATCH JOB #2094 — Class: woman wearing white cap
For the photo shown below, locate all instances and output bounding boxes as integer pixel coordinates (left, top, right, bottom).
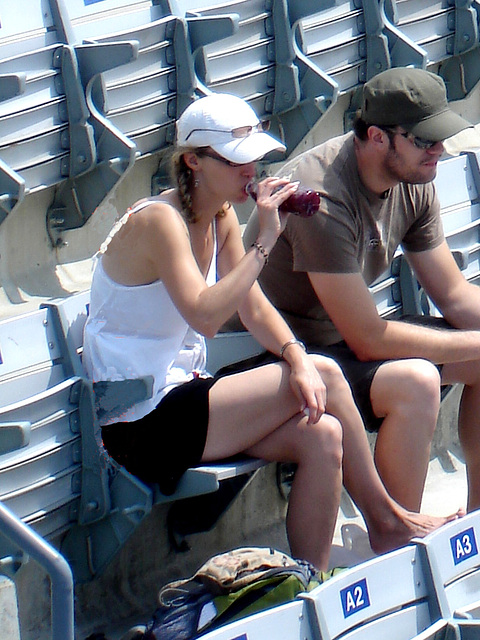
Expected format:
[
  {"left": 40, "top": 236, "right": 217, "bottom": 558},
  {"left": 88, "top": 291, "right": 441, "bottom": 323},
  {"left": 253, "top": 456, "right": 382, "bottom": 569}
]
[{"left": 83, "top": 93, "right": 459, "bottom": 571}]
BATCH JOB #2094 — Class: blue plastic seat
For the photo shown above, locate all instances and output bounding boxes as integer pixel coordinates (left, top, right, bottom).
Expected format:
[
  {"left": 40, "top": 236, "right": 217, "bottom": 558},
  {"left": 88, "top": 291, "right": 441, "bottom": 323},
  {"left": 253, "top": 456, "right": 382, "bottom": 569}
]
[
  {"left": 415, "top": 509, "right": 480, "bottom": 620},
  {"left": 383, "top": 0, "right": 478, "bottom": 66},
  {"left": 400, "top": 151, "right": 480, "bottom": 317},
  {"left": 0, "top": 309, "right": 82, "bottom": 563},
  {"left": 188, "top": 598, "right": 315, "bottom": 640},
  {"left": 301, "top": 544, "right": 441, "bottom": 640},
  {"left": 0, "top": 3, "right": 71, "bottom": 222}
]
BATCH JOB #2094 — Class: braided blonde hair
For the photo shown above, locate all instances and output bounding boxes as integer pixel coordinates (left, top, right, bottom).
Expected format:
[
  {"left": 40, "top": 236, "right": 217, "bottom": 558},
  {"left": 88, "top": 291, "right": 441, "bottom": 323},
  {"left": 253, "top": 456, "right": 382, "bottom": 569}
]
[{"left": 171, "top": 148, "right": 228, "bottom": 223}]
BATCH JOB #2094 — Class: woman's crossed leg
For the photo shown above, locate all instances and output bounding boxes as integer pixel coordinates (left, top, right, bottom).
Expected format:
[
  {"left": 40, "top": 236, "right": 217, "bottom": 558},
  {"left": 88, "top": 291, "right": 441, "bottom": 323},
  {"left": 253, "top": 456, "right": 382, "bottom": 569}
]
[{"left": 202, "top": 355, "right": 461, "bottom": 570}]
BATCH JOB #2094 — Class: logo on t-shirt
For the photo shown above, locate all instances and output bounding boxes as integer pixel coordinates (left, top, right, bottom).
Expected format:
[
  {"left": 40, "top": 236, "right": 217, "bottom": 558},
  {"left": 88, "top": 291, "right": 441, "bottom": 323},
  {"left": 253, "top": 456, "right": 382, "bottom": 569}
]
[{"left": 367, "top": 235, "right": 380, "bottom": 250}]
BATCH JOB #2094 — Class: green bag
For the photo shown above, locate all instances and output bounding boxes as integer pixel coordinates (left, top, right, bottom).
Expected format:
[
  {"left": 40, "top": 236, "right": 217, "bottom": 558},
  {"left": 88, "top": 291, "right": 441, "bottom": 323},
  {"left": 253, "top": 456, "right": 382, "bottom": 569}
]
[
  {"left": 141, "top": 547, "right": 344, "bottom": 639},
  {"left": 202, "top": 564, "right": 345, "bottom": 632},
  {"left": 205, "top": 573, "right": 318, "bottom": 629}
]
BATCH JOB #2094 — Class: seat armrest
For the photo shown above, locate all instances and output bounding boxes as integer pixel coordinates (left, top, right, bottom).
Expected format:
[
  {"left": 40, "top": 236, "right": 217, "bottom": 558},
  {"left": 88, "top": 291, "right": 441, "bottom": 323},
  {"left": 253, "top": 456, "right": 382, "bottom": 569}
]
[{"left": 0, "top": 421, "right": 31, "bottom": 454}]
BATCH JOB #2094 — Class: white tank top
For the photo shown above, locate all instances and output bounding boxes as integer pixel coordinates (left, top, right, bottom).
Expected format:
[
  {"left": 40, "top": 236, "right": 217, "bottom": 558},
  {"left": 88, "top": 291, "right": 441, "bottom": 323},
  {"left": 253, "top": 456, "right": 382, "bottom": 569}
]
[{"left": 83, "top": 200, "right": 217, "bottom": 424}]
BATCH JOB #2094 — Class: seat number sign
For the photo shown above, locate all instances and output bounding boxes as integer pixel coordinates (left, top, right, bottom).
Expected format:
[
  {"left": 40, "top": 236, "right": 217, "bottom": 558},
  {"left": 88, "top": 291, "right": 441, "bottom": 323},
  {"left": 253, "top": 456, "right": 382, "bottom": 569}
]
[
  {"left": 340, "top": 578, "right": 370, "bottom": 618},
  {"left": 450, "top": 527, "right": 478, "bottom": 565}
]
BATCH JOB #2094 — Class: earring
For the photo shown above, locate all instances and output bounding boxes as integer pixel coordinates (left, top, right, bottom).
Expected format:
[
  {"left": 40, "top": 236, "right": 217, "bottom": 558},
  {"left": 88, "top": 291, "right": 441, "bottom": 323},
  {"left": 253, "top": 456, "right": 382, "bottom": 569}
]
[{"left": 194, "top": 177, "right": 200, "bottom": 188}]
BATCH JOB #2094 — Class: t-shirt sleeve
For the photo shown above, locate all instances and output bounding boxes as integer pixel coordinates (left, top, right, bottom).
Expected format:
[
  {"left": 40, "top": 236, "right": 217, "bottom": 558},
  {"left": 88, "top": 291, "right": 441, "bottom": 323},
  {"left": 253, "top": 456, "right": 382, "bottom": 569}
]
[
  {"left": 401, "top": 184, "right": 444, "bottom": 252},
  {"left": 287, "top": 198, "right": 362, "bottom": 274}
]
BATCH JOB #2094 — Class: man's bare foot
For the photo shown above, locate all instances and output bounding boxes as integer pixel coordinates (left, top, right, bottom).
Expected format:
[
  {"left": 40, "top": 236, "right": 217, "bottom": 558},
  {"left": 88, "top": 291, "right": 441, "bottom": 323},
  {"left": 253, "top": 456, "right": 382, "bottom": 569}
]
[{"left": 368, "top": 507, "right": 465, "bottom": 555}]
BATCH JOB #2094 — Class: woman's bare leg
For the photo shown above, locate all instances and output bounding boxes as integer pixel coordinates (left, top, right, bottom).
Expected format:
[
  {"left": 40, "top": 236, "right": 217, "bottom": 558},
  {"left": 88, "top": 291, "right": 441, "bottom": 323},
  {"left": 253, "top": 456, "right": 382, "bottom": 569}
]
[
  {"left": 203, "top": 361, "right": 343, "bottom": 570},
  {"left": 202, "top": 356, "right": 460, "bottom": 566},
  {"left": 247, "top": 412, "right": 344, "bottom": 570},
  {"left": 202, "top": 361, "right": 306, "bottom": 459}
]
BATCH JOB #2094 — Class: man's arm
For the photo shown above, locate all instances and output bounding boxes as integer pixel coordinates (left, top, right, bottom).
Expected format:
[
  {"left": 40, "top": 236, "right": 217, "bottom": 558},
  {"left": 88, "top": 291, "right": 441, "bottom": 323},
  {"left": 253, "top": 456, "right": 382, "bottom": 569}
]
[
  {"left": 308, "top": 264, "right": 480, "bottom": 365},
  {"left": 406, "top": 240, "right": 480, "bottom": 330}
]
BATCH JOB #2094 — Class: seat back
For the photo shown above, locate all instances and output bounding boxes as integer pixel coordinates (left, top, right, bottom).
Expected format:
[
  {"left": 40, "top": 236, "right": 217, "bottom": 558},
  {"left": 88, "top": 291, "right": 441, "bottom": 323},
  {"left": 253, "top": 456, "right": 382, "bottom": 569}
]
[
  {"left": 301, "top": 544, "right": 439, "bottom": 640},
  {"left": 191, "top": 598, "right": 315, "bottom": 640},
  {"left": 0, "top": 309, "right": 82, "bottom": 570},
  {"left": 383, "top": 0, "right": 478, "bottom": 65},
  {"left": 368, "top": 254, "right": 403, "bottom": 319},
  {"left": 439, "top": 152, "right": 480, "bottom": 286},
  {"left": 186, "top": 0, "right": 341, "bottom": 156},
  {"left": 41, "top": 289, "right": 89, "bottom": 377},
  {"left": 206, "top": 331, "right": 264, "bottom": 374},
  {"left": 188, "top": 0, "right": 291, "bottom": 117},
  {"left": 415, "top": 509, "right": 480, "bottom": 620},
  {"left": 0, "top": 2, "right": 83, "bottom": 224},
  {"left": 55, "top": 0, "right": 168, "bottom": 39},
  {"left": 400, "top": 151, "right": 480, "bottom": 317},
  {"left": 57, "top": 1, "right": 196, "bottom": 158},
  {"left": 408, "top": 618, "right": 480, "bottom": 639},
  {"left": 294, "top": 0, "right": 390, "bottom": 95}
]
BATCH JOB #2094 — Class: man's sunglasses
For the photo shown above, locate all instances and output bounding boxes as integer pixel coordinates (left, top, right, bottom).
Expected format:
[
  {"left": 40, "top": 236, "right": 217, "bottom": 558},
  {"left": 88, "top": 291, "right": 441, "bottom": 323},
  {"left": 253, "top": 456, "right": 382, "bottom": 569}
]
[
  {"left": 399, "top": 131, "right": 441, "bottom": 150},
  {"left": 185, "top": 121, "right": 270, "bottom": 142},
  {"left": 196, "top": 149, "right": 248, "bottom": 168},
  {"left": 382, "top": 127, "right": 439, "bottom": 150}
]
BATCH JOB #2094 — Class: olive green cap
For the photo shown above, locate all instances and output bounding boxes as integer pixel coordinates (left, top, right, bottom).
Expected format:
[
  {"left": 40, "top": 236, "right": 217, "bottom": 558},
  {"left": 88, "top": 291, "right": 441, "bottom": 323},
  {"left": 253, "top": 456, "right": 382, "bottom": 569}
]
[{"left": 361, "top": 68, "right": 471, "bottom": 141}]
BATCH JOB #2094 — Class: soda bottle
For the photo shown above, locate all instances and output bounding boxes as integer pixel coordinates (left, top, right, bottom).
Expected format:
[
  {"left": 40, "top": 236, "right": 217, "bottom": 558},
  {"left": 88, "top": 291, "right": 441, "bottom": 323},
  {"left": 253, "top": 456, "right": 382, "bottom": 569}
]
[{"left": 246, "top": 181, "right": 320, "bottom": 218}]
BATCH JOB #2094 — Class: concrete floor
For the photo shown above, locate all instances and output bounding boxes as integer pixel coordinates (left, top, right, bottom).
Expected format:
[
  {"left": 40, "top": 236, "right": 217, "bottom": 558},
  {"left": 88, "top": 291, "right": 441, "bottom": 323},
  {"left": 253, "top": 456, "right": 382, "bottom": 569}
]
[{"left": 329, "top": 449, "right": 468, "bottom": 570}]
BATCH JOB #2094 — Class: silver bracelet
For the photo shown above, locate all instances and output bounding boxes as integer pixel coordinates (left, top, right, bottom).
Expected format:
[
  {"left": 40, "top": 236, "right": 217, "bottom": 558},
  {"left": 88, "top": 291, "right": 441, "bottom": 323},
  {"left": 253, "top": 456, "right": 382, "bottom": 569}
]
[{"left": 280, "top": 338, "right": 307, "bottom": 359}]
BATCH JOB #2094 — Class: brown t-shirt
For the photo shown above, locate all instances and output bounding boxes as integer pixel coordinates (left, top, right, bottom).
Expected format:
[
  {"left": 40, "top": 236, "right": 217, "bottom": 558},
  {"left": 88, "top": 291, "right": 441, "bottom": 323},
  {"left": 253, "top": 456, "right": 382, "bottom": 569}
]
[{"left": 244, "top": 132, "right": 444, "bottom": 346}]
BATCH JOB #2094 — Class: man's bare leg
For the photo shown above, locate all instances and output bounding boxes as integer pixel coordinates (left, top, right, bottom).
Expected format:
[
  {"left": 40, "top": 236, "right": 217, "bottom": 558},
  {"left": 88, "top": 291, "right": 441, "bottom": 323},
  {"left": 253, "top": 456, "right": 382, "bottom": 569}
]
[
  {"left": 443, "top": 359, "right": 480, "bottom": 511},
  {"left": 370, "top": 358, "right": 442, "bottom": 510}
]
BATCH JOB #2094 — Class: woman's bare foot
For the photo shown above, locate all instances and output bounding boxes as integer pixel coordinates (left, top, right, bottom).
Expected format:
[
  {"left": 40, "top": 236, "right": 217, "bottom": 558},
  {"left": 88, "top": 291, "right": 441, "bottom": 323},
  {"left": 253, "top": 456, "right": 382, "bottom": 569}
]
[{"left": 367, "top": 507, "right": 465, "bottom": 555}]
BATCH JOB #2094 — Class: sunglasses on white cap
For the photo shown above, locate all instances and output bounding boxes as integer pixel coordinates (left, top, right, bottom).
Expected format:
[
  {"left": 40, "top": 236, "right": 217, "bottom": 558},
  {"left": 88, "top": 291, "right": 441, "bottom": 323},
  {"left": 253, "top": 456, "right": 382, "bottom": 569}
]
[
  {"left": 185, "top": 121, "right": 270, "bottom": 142},
  {"left": 196, "top": 149, "right": 251, "bottom": 168}
]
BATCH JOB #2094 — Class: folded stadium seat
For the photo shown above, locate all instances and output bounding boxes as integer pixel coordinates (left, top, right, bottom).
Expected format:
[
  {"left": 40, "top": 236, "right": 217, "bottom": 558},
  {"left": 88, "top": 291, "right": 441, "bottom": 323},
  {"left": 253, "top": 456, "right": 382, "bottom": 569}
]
[
  {"left": 415, "top": 509, "right": 480, "bottom": 620},
  {"left": 383, "top": 0, "right": 478, "bottom": 67},
  {"left": 0, "top": 1, "right": 95, "bottom": 228},
  {"left": 183, "top": 0, "right": 340, "bottom": 158},
  {"left": 301, "top": 544, "right": 442, "bottom": 640}
]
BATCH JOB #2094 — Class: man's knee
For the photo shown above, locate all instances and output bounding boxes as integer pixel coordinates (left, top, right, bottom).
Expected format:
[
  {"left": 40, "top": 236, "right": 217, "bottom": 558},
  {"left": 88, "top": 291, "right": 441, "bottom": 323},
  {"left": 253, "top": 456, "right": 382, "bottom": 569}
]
[
  {"left": 372, "top": 358, "right": 441, "bottom": 420},
  {"left": 405, "top": 359, "right": 441, "bottom": 398}
]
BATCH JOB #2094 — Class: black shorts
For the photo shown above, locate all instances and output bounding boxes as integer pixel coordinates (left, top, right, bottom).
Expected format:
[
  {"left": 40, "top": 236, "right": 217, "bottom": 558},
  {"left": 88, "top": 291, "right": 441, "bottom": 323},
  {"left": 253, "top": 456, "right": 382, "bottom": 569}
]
[
  {"left": 311, "top": 315, "right": 449, "bottom": 432},
  {"left": 101, "top": 376, "right": 217, "bottom": 495},
  {"left": 218, "top": 315, "right": 449, "bottom": 433}
]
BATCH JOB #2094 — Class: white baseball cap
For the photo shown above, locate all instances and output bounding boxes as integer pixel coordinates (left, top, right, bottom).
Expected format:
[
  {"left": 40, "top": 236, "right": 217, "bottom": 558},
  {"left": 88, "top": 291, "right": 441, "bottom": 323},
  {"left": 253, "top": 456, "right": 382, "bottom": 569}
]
[{"left": 176, "top": 93, "right": 286, "bottom": 164}]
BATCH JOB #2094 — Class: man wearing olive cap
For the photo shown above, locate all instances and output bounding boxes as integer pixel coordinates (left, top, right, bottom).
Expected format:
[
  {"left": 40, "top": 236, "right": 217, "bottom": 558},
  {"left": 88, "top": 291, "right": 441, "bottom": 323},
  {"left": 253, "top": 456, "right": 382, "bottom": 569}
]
[{"left": 245, "top": 67, "right": 480, "bottom": 514}]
